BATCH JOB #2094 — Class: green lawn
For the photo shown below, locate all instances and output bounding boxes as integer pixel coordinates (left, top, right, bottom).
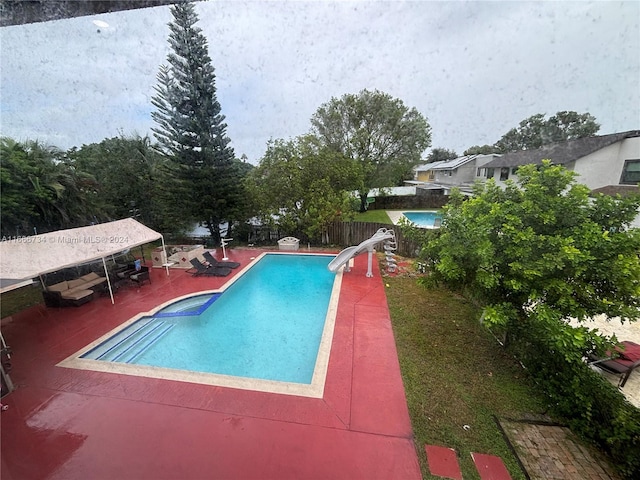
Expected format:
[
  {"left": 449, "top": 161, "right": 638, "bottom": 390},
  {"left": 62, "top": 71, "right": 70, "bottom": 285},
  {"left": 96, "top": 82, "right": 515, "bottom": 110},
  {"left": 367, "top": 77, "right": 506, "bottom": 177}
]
[
  {"left": 386, "top": 276, "right": 548, "bottom": 479},
  {"left": 1, "top": 283, "right": 43, "bottom": 318},
  {"left": 352, "top": 209, "right": 393, "bottom": 223}
]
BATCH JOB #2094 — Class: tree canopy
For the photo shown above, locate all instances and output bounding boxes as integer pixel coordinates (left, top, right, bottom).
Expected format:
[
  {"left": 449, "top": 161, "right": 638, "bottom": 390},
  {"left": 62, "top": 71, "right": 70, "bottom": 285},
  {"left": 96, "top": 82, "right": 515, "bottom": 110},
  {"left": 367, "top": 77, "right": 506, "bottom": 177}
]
[
  {"left": 151, "top": 1, "right": 245, "bottom": 241},
  {"left": 246, "top": 136, "right": 360, "bottom": 242},
  {"left": 426, "top": 147, "right": 458, "bottom": 163},
  {"left": 310, "top": 89, "right": 431, "bottom": 211},
  {"left": 494, "top": 111, "right": 600, "bottom": 153},
  {"left": 0, "top": 138, "right": 105, "bottom": 237},
  {"left": 425, "top": 161, "right": 640, "bottom": 359},
  {"left": 68, "top": 135, "right": 171, "bottom": 232},
  {"left": 463, "top": 144, "right": 497, "bottom": 156}
]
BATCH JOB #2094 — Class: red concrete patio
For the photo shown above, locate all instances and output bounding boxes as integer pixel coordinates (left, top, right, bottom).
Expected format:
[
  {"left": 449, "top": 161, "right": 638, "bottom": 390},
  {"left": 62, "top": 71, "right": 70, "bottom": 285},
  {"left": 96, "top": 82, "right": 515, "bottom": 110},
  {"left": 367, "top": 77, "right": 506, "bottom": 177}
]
[{"left": 0, "top": 248, "right": 421, "bottom": 479}]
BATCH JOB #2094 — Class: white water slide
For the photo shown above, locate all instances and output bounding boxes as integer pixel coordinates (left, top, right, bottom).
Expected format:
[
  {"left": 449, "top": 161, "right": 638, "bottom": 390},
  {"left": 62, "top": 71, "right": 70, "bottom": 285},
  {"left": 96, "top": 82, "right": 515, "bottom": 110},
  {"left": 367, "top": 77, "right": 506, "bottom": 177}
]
[{"left": 327, "top": 228, "right": 395, "bottom": 277}]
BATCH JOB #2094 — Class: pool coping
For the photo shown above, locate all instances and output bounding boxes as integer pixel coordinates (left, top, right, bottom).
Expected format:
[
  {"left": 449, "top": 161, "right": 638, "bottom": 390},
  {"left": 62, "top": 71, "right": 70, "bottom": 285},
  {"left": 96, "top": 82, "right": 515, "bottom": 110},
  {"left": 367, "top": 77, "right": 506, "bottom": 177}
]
[{"left": 57, "top": 252, "right": 342, "bottom": 399}]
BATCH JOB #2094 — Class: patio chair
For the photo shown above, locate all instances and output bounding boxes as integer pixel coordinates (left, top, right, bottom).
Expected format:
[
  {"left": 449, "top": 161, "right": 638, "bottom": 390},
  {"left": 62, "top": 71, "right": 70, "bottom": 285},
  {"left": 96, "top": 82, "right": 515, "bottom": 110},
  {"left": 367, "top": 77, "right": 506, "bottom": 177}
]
[
  {"left": 202, "top": 251, "right": 240, "bottom": 269},
  {"left": 129, "top": 261, "right": 151, "bottom": 286},
  {"left": 187, "top": 258, "right": 232, "bottom": 277},
  {"left": 588, "top": 340, "right": 640, "bottom": 388},
  {"left": 114, "top": 261, "right": 151, "bottom": 287}
]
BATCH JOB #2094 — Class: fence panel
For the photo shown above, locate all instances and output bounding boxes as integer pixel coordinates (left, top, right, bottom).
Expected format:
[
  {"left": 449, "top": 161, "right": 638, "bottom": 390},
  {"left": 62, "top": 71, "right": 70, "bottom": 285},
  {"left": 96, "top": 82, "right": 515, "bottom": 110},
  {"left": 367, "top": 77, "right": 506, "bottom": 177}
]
[{"left": 325, "top": 221, "right": 422, "bottom": 258}]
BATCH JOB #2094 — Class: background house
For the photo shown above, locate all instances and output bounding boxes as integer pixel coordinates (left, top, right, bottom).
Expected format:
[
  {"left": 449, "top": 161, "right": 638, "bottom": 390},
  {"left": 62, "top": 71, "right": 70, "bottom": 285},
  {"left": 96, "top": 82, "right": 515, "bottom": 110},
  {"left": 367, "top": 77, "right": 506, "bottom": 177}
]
[
  {"left": 481, "top": 130, "right": 640, "bottom": 191},
  {"left": 482, "top": 130, "right": 640, "bottom": 228},
  {"left": 412, "top": 160, "right": 448, "bottom": 183},
  {"left": 409, "top": 154, "right": 501, "bottom": 193}
]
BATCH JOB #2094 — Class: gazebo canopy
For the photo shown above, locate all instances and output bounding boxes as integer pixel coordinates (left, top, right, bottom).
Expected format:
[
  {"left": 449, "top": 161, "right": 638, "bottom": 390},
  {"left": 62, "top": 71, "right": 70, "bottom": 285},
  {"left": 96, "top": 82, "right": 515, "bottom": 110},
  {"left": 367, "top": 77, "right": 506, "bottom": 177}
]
[{"left": 0, "top": 218, "right": 163, "bottom": 281}]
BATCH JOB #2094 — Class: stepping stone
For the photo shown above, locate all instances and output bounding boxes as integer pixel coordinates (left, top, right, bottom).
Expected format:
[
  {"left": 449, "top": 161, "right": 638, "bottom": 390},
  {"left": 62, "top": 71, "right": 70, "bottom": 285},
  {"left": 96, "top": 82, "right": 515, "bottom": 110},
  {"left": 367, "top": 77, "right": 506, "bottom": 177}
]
[
  {"left": 424, "top": 445, "right": 462, "bottom": 480},
  {"left": 471, "top": 452, "right": 512, "bottom": 480}
]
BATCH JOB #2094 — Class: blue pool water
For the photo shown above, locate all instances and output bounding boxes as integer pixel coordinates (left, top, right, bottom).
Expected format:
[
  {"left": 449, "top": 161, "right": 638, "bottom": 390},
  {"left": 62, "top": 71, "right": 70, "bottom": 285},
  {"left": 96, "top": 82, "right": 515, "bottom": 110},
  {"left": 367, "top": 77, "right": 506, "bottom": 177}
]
[
  {"left": 402, "top": 211, "right": 442, "bottom": 228},
  {"left": 81, "top": 254, "right": 336, "bottom": 384}
]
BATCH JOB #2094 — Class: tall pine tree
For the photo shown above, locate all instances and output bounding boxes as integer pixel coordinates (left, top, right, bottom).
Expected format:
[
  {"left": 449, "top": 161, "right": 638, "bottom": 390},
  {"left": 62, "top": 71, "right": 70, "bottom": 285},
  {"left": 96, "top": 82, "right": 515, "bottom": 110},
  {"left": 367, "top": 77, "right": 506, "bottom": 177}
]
[{"left": 151, "top": 2, "right": 239, "bottom": 242}]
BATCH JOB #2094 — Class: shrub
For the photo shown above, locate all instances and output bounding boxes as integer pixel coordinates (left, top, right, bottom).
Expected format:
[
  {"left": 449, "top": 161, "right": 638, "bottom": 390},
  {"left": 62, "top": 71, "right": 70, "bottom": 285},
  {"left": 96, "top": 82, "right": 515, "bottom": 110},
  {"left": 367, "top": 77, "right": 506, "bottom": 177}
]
[{"left": 511, "top": 332, "right": 640, "bottom": 479}]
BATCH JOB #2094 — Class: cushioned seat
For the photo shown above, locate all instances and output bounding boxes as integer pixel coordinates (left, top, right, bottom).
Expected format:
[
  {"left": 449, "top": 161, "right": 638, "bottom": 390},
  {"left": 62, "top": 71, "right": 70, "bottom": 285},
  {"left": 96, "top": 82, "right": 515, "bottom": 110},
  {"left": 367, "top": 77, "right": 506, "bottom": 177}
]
[
  {"left": 79, "top": 272, "right": 107, "bottom": 289},
  {"left": 61, "top": 289, "right": 94, "bottom": 302},
  {"left": 45, "top": 280, "right": 94, "bottom": 307},
  {"left": 589, "top": 341, "right": 640, "bottom": 388}
]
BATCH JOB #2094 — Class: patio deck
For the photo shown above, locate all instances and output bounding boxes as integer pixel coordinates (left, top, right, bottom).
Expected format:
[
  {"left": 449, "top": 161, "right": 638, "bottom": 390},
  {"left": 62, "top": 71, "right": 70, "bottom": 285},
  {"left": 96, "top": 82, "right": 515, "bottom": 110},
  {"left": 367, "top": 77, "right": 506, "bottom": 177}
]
[{"left": 0, "top": 248, "right": 421, "bottom": 480}]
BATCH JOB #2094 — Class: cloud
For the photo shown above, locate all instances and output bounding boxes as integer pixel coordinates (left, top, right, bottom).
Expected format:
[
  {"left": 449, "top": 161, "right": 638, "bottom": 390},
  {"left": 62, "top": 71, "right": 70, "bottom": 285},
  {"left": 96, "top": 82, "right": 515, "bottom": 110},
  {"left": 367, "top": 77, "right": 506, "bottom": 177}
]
[{"left": 0, "top": 0, "right": 638, "bottom": 162}]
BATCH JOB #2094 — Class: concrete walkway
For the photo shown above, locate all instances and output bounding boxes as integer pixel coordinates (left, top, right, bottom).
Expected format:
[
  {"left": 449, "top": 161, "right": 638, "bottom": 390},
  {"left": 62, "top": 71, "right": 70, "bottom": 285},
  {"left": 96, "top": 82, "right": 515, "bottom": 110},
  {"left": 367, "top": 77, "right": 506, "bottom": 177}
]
[{"left": 1, "top": 249, "right": 420, "bottom": 480}]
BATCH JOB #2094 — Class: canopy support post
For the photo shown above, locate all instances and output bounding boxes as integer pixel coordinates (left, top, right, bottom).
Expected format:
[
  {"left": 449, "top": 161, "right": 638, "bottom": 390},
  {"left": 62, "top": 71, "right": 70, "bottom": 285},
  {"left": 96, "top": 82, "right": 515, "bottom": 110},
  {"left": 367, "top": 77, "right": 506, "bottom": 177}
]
[
  {"left": 160, "top": 235, "right": 170, "bottom": 276},
  {"left": 102, "top": 257, "right": 115, "bottom": 305}
]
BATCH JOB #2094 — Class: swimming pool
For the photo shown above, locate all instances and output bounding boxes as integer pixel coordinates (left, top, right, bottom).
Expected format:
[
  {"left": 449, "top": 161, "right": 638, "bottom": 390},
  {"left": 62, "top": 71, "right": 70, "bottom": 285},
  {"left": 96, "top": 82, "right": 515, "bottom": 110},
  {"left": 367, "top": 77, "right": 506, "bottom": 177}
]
[
  {"left": 59, "top": 253, "right": 342, "bottom": 398},
  {"left": 402, "top": 211, "right": 442, "bottom": 228}
]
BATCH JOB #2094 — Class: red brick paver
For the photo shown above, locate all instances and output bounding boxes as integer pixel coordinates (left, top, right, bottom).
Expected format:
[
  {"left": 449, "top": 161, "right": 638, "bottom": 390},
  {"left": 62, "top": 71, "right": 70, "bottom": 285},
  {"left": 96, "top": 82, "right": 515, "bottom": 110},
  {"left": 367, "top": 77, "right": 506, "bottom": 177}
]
[
  {"left": 425, "top": 445, "right": 463, "bottom": 480},
  {"left": 471, "top": 452, "right": 512, "bottom": 480}
]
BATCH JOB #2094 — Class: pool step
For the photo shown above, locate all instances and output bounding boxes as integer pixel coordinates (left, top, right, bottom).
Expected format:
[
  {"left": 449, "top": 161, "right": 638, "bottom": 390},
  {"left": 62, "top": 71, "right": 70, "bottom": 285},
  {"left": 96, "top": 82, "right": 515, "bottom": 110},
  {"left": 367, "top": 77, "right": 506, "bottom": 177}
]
[
  {"left": 83, "top": 318, "right": 162, "bottom": 361},
  {"left": 109, "top": 322, "right": 173, "bottom": 363},
  {"left": 122, "top": 324, "right": 175, "bottom": 363}
]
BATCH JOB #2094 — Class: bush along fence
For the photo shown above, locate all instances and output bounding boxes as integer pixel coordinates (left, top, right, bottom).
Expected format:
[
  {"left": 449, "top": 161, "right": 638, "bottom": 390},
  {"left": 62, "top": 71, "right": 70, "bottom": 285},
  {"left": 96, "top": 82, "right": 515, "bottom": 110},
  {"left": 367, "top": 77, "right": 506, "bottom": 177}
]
[
  {"left": 324, "top": 221, "right": 422, "bottom": 257},
  {"left": 367, "top": 189, "right": 449, "bottom": 210},
  {"left": 510, "top": 331, "right": 640, "bottom": 479}
]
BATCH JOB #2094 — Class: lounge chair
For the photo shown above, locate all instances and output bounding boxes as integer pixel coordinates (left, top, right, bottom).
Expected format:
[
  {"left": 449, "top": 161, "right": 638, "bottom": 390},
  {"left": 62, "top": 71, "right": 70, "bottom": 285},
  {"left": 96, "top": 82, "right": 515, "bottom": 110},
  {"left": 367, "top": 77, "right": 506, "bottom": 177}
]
[
  {"left": 187, "top": 258, "right": 232, "bottom": 277},
  {"left": 588, "top": 340, "right": 640, "bottom": 388},
  {"left": 202, "top": 251, "right": 240, "bottom": 269}
]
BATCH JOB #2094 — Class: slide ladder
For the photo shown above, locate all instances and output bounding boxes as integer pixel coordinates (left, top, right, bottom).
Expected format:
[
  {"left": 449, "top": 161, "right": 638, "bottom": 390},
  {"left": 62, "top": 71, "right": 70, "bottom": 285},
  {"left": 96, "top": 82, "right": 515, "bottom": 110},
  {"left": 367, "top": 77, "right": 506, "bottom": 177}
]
[
  {"left": 327, "top": 228, "right": 395, "bottom": 277},
  {"left": 383, "top": 230, "right": 397, "bottom": 273}
]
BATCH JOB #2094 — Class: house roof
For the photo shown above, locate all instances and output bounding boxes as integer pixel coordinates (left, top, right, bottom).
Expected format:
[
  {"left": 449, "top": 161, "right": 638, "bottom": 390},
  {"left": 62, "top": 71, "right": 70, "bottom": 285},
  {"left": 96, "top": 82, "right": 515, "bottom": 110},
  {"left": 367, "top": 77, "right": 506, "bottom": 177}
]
[
  {"left": 415, "top": 160, "right": 448, "bottom": 171},
  {"left": 430, "top": 155, "right": 479, "bottom": 170},
  {"left": 590, "top": 185, "right": 640, "bottom": 198},
  {"left": 482, "top": 130, "right": 640, "bottom": 169},
  {"left": 415, "top": 155, "right": 483, "bottom": 172}
]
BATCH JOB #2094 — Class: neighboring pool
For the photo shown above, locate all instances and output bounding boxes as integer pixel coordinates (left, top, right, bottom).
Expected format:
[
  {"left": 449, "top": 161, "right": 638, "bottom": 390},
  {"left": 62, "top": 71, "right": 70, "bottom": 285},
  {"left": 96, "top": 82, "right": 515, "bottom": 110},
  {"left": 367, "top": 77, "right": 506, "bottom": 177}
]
[
  {"left": 59, "top": 253, "right": 342, "bottom": 398},
  {"left": 402, "top": 211, "right": 442, "bottom": 228}
]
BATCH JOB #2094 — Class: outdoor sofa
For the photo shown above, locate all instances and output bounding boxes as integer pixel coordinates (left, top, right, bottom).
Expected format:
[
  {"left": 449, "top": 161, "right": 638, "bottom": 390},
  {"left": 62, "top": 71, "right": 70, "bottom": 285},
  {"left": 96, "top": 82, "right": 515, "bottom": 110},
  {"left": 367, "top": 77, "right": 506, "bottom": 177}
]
[{"left": 42, "top": 272, "right": 107, "bottom": 307}]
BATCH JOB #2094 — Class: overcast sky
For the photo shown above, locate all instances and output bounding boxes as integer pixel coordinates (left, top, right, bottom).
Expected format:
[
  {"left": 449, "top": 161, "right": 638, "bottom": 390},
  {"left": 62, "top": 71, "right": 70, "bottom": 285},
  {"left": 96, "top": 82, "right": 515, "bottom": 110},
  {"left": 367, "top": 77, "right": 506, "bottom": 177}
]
[{"left": 1, "top": 1, "right": 638, "bottom": 164}]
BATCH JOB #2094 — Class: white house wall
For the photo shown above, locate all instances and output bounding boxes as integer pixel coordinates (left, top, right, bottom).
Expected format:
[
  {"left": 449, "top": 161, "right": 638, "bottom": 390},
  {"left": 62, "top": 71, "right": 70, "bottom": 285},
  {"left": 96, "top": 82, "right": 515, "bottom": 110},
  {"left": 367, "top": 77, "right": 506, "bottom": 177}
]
[
  {"left": 433, "top": 169, "right": 457, "bottom": 184},
  {"left": 571, "top": 136, "right": 640, "bottom": 190},
  {"left": 488, "top": 137, "right": 640, "bottom": 190},
  {"left": 486, "top": 167, "right": 516, "bottom": 188},
  {"left": 434, "top": 164, "right": 476, "bottom": 185}
]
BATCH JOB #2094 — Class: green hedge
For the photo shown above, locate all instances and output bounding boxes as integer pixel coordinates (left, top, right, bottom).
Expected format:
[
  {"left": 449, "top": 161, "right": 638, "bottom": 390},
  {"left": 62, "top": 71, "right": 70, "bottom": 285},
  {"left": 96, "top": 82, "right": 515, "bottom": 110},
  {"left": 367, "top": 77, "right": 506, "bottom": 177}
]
[{"left": 512, "top": 337, "right": 640, "bottom": 479}]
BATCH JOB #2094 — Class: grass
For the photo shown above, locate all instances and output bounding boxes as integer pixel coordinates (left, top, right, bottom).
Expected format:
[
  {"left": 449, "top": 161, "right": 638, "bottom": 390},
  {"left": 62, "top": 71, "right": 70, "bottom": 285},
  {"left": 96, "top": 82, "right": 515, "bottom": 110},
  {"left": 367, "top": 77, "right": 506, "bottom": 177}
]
[
  {"left": 385, "top": 275, "right": 548, "bottom": 480},
  {"left": 352, "top": 209, "right": 393, "bottom": 223},
  {"left": 1, "top": 283, "right": 43, "bottom": 318}
]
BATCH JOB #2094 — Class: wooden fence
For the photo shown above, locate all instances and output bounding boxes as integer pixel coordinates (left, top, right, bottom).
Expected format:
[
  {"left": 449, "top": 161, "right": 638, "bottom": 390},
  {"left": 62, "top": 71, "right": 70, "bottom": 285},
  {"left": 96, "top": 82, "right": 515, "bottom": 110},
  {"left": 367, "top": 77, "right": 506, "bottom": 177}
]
[
  {"left": 324, "top": 221, "right": 422, "bottom": 258},
  {"left": 166, "top": 221, "right": 425, "bottom": 258}
]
